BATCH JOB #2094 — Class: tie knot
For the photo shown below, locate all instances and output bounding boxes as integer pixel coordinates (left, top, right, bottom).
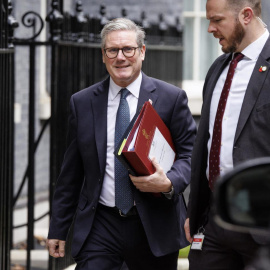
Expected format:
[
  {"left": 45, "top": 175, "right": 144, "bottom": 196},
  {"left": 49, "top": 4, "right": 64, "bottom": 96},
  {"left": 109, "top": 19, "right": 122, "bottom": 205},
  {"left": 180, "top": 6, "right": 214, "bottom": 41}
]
[
  {"left": 120, "top": 88, "right": 129, "bottom": 100},
  {"left": 233, "top": 52, "right": 244, "bottom": 63}
]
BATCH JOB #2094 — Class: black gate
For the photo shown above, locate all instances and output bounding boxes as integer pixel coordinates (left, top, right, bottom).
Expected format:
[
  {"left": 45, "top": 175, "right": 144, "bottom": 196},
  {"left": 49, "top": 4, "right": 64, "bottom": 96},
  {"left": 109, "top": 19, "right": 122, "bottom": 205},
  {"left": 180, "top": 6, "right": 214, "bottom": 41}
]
[
  {"left": 0, "top": 0, "right": 17, "bottom": 269},
  {"left": 1, "top": 0, "right": 183, "bottom": 269}
]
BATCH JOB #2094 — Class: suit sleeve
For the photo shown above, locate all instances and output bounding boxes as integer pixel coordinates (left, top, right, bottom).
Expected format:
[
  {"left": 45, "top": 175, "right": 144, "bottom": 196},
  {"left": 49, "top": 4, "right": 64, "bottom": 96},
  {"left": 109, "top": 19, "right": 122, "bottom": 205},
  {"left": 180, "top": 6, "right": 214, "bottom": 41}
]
[{"left": 166, "top": 90, "right": 197, "bottom": 199}]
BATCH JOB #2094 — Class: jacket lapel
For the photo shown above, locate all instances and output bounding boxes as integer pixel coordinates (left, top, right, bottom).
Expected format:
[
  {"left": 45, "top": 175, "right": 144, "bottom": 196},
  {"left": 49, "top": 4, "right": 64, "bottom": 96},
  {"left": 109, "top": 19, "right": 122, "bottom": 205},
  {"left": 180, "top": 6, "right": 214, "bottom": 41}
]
[
  {"left": 92, "top": 78, "right": 109, "bottom": 175},
  {"left": 91, "top": 73, "right": 158, "bottom": 175},
  {"left": 200, "top": 54, "right": 232, "bottom": 134},
  {"left": 234, "top": 38, "right": 270, "bottom": 143},
  {"left": 137, "top": 73, "right": 158, "bottom": 111}
]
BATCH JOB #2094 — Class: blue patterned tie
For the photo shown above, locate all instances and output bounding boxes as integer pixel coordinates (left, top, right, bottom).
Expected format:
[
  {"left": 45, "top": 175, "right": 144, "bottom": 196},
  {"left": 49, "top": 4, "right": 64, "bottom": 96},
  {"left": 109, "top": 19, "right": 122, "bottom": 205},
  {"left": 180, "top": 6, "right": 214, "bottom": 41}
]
[{"left": 115, "top": 88, "right": 133, "bottom": 214}]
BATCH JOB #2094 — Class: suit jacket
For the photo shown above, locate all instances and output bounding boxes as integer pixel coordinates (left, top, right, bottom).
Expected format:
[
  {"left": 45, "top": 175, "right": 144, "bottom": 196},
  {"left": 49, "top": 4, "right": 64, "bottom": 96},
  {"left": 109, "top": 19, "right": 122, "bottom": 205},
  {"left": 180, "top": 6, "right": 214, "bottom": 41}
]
[
  {"left": 48, "top": 72, "right": 196, "bottom": 257},
  {"left": 188, "top": 37, "right": 270, "bottom": 237}
]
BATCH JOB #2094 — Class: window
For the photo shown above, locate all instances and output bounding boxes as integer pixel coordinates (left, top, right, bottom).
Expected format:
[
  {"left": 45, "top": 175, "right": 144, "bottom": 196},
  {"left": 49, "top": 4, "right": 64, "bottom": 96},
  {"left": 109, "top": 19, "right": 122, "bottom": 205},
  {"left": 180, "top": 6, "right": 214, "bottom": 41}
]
[
  {"left": 183, "top": 0, "right": 220, "bottom": 115},
  {"left": 262, "top": 0, "right": 270, "bottom": 29}
]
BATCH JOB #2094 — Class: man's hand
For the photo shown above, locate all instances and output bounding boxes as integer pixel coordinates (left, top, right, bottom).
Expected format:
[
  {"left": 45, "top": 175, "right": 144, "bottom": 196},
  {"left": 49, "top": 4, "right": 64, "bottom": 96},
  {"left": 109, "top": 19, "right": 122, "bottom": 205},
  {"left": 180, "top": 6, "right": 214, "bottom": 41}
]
[
  {"left": 46, "top": 239, "right": 66, "bottom": 258},
  {"left": 184, "top": 218, "right": 193, "bottom": 243},
  {"left": 129, "top": 157, "right": 172, "bottom": 193}
]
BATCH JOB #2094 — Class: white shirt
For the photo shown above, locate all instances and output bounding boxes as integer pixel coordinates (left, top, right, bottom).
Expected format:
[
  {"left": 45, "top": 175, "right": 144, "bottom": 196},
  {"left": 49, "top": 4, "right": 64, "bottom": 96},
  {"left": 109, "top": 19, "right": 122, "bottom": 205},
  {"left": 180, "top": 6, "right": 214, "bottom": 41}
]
[
  {"left": 207, "top": 30, "right": 269, "bottom": 179},
  {"left": 99, "top": 72, "right": 142, "bottom": 206}
]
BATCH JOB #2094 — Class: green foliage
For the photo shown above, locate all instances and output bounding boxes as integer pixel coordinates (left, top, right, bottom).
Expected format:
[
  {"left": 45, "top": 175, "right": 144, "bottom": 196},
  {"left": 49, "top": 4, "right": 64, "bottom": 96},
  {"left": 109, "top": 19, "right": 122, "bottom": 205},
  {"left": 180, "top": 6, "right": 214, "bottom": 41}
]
[{"left": 179, "top": 245, "right": 190, "bottom": 258}]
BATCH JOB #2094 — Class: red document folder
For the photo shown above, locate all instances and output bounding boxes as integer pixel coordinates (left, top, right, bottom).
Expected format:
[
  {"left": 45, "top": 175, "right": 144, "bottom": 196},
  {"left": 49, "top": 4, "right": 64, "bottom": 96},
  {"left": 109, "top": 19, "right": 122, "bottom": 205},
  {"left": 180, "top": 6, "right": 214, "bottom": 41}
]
[{"left": 114, "top": 101, "right": 176, "bottom": 176}]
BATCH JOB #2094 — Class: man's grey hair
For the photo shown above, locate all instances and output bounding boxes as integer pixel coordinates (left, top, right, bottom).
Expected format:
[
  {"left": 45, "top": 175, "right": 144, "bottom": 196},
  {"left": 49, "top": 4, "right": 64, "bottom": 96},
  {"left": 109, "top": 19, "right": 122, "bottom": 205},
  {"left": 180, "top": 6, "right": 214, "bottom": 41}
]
[{"left": 100, "top": 18, "right": 145, "bottom": 49}]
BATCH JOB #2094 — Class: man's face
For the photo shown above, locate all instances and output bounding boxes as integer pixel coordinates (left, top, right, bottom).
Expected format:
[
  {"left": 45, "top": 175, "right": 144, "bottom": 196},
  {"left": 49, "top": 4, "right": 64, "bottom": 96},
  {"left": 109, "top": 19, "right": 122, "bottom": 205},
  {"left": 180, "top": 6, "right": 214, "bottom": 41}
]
[
  {"left": 206, "top": 0, "right": 245, "bottom": 53},
  {"left": 102, "top": 30, "right": 146, "bottom": 87}
]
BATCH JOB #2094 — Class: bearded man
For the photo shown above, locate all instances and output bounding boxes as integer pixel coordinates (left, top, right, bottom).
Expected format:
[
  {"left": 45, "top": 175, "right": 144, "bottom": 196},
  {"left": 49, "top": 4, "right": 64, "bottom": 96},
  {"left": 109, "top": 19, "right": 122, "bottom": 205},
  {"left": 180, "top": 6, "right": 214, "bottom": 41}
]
[{"left": 184, "top": 0, "right": 270, "bottom": 269}]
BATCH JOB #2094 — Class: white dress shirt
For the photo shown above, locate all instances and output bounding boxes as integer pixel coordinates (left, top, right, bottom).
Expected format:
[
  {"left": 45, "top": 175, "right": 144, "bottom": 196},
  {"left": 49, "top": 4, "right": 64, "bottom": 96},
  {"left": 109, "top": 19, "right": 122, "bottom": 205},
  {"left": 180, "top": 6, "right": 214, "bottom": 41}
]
[
  {"left": 207, "top": 30, "right": 269, "bottom": 179},
  {"left": 99, "top": 72, "right": 142, "bottom": 207}
]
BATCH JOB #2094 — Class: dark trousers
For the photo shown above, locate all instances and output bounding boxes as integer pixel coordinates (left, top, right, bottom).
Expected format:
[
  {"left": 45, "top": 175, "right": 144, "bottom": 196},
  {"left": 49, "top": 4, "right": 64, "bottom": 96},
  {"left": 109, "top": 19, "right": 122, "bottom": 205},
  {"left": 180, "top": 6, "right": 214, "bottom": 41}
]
[
  {"left": 188, "top": 212, "right": 261, "bottom": 270},
  {"left": 74, "top": 204, "right": 179, "bottom": 270}
]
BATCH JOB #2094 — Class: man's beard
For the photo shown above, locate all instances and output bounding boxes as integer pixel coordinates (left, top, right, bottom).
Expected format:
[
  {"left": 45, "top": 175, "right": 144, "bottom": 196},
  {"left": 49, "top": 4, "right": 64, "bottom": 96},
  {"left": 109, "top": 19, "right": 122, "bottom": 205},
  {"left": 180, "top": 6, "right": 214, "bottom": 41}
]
[{"left": 222, "top": 20, "right": 245, "bottom": 53}]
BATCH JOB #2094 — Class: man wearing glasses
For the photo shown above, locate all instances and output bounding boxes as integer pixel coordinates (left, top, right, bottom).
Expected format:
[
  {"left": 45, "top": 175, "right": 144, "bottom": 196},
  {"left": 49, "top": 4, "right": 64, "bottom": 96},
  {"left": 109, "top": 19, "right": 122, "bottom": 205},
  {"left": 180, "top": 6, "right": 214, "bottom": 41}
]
[{"left": 47, "top": 18, "right": 196, "bottom": 270}]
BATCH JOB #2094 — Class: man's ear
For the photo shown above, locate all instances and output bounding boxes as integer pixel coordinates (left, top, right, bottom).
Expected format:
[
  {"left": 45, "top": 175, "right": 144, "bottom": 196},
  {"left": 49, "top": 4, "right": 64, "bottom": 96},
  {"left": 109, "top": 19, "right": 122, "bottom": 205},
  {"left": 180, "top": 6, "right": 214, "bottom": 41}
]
[
  {"left": 140, "top": 44, "right": 146, "bottom": 61},
  {"left": 101, "top": 48, "right": 105, "bottom": 63},
  {"left": 240, "top": 7, "right": 253, "bottom": 25}
]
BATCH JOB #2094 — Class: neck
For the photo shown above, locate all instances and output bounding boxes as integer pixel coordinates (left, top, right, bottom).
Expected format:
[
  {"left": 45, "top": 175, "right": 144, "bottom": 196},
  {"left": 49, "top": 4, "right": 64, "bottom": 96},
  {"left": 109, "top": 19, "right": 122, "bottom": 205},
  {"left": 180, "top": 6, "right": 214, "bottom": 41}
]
[{"left": 237, "top": 20, "right": 266, "bottom": 52}]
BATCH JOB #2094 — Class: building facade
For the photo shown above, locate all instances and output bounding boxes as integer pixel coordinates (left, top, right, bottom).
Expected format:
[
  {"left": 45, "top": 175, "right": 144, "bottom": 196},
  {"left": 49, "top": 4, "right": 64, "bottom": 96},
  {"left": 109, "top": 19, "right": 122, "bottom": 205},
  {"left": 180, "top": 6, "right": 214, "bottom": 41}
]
[{"left": 183, "top": 0, "right": 270, "bottom": 115}]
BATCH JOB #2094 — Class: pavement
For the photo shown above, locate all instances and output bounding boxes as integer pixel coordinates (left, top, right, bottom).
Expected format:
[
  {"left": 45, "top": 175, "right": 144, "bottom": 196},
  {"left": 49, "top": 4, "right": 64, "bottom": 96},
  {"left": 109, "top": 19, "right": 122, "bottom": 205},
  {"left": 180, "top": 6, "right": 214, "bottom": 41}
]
[
  {"left": 11, "top": 251, "right": 189, "bottom": 270},
  {"left": 64, "top": 260, "right": 189, "bottom": 270}
]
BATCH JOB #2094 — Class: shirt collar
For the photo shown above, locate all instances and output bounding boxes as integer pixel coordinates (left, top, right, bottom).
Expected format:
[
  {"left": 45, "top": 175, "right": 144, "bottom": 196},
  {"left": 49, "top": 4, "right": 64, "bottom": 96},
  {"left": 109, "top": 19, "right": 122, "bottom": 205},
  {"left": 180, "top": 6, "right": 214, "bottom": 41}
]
[
  {"left": 241, "top": 29, "right": 269, "bottom": 61},
  {"left": 109, "top": 72, "right": 142, "bottom": 101}
]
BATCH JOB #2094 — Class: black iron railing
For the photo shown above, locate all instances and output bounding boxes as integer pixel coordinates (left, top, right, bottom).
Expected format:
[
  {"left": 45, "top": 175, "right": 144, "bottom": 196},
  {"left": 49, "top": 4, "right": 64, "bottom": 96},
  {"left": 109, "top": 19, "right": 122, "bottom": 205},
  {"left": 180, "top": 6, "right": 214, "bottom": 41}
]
[
  {"left": 0, "top": 48, "right": 14, "bottom": 270},
  {"left": 0, "top": 0, "right": 18, "bottom": 269}
]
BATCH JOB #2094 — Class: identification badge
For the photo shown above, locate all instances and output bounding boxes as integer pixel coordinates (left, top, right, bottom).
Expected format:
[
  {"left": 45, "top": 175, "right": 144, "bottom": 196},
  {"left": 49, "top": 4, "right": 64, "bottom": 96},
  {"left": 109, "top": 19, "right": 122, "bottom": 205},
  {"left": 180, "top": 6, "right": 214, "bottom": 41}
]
[{"left": 191, "top": 234, "right": 205, "bottom": 250}]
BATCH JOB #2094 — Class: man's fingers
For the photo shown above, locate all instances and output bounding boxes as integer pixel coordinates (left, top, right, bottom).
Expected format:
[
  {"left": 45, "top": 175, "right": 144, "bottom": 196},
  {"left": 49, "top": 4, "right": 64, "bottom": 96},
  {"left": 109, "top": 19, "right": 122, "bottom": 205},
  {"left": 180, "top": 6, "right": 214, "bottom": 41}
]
[
  {"left": 151, "top": 157, "right": 162, "bottom": 172},
  {"left": 184, "top": 218, "right": 193, "bottom": 243},
  {"left": 58, "top": 240, "right": 66, "bottom": 257},
  {"left": 46, "top": 239, "right": 66, "bottom": 258}
]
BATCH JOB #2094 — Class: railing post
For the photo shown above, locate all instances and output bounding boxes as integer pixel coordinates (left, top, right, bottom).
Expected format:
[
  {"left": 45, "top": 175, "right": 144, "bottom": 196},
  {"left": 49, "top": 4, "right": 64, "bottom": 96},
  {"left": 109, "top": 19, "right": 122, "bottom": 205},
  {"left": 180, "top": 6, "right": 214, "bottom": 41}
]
[
  {"left": 46, "top": 0, "right": 63, "bottom": 41},
  {"left": 75, "top": 0, "right": 87, "bottom": 42},
  {"left": 0, "top": 0, "right": 17, "bottom": 269},
  {"left": 26, "top": 40, "right": 36, "bottom": 270},
  {"left": 99, "top": 4, "right": 108, "bottom": 26},
  {"left": 158, "top": 13, "right": 168, "bottom": 44},
  {"left": 175, "top": 17, "right": 183, "bottom": 45},
  {"left": 7, "top": 0, "right": 18, "bottom": 48},
  {"left": 121, "top": 7, "right": 128, "bottom": 18},
  {"left": 140, "top": 11, "right": 151, "bottom": 43}
]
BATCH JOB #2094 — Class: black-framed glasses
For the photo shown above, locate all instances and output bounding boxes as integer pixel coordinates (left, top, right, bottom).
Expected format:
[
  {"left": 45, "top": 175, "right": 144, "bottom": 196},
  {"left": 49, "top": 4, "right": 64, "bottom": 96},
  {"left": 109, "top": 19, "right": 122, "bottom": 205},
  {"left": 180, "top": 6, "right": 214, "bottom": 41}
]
[{"left": 104, "top": 47, "right": 139, "bottom": 59}]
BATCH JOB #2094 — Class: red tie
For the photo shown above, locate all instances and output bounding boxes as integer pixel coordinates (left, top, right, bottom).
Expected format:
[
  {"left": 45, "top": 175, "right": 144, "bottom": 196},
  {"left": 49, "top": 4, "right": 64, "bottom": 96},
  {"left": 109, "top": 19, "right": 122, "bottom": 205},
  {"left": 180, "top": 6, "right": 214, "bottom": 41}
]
[{"left": 209, "top": 53, "right": 244, "bottom": 191}]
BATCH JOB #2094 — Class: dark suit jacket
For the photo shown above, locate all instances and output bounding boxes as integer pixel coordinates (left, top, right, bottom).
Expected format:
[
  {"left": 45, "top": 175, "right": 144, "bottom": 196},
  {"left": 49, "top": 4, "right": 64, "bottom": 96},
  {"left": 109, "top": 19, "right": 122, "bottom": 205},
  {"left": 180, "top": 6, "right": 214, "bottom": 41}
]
[
  {"left": 48, "top": 72, "right": 196, "bottom": 257},
  {"left": 188, "top": 37, "right": 270, "bottom": 237}
]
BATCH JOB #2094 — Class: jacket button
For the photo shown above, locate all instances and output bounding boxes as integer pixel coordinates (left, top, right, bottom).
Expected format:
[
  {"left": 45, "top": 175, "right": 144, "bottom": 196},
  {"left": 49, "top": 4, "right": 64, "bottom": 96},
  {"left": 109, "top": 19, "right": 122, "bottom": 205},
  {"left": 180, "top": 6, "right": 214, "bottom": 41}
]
[{"left": 92, "top": 206, "right": 95, "bottom": 211}]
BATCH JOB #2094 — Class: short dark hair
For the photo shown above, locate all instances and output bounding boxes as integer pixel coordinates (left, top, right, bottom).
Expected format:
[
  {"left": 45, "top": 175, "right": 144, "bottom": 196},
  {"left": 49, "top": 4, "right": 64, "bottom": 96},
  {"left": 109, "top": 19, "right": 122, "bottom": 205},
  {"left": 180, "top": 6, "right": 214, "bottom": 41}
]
[{"left": 226, "top": 0, "right": 261, "bottom": 17}]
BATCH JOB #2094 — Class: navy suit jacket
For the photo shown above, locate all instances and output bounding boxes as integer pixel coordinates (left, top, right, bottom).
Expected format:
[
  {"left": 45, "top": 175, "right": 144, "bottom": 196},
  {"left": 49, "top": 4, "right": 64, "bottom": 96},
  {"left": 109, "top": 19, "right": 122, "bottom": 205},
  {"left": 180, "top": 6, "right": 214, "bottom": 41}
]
[
  {"left": 48, "top": 72, "right": 196, "bottom": 257},
  {"left": 188, "top": 37, "right": 270, "bottom": 237}
]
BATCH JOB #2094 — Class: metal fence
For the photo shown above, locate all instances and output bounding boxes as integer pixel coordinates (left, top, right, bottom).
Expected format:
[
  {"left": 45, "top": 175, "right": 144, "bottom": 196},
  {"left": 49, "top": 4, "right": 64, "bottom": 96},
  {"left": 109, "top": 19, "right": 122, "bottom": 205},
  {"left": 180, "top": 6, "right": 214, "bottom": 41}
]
[
  {"left": 0, "top": 0, "right": 17, "bottom": 269},
  {"left": 0, "top": 48, "right": 14, "bottom": 270},
  {"left": 1, "top": 0, "right": 183, "bottom": 269}
]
